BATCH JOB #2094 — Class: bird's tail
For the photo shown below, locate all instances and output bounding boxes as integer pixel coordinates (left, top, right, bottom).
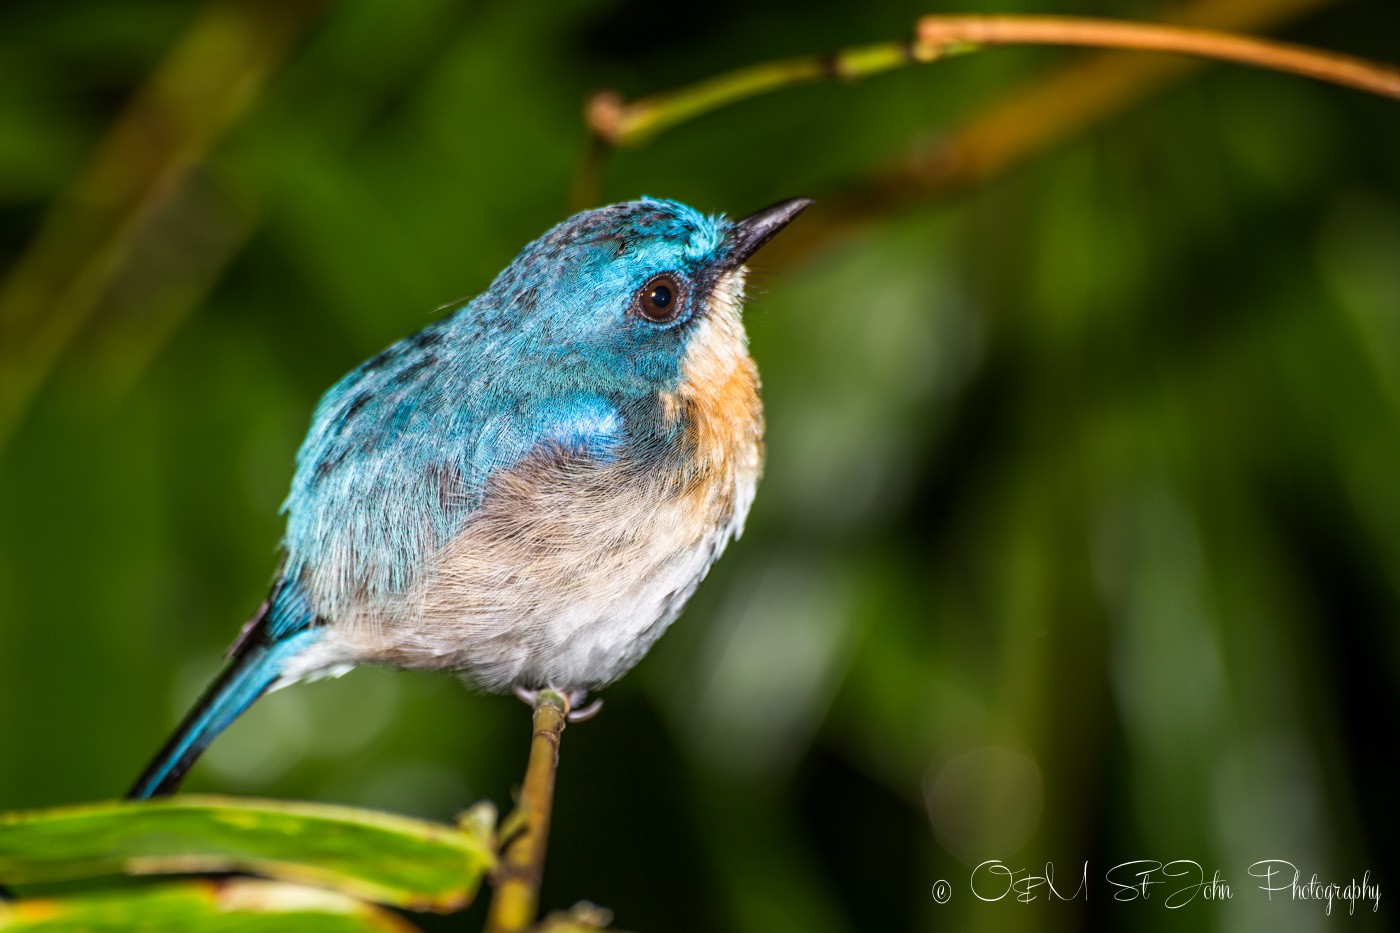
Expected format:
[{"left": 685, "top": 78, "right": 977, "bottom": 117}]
[{"left": 127, "top": 630, "right": 318, "bottom": 799}]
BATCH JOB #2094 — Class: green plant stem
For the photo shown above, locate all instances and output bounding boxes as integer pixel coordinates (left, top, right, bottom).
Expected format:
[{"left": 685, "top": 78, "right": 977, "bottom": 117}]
[
  {"left": 585, "top": 13, "right": 1400, "bottom": 148},
  {"left": 484, "top": 691, "right": 568, "bottom": 933},
  {"left": 586, "top": 39, "right": 942, "bottom": 148}
]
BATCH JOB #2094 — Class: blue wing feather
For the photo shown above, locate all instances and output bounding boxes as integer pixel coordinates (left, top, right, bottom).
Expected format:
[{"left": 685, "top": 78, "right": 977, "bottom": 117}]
[{"left": 280, "top": 313, "right": 625, "bottom": 617}]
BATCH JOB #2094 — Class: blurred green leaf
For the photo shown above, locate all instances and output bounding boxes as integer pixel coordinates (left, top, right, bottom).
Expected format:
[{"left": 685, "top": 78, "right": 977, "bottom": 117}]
[
  {"left": 0, "top": 878, "right": 419, "bottom": 932},
  {"left": 0, "top": 796, "right": 494, "bottom": 913}
]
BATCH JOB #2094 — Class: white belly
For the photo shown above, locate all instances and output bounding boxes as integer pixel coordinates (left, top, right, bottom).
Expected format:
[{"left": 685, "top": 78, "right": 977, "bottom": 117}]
[{"left": 287, "top": 451, "right": 757, "bottom": 692}]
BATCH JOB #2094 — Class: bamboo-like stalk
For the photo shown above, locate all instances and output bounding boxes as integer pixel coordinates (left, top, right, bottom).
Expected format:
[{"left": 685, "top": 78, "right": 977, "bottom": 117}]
[
  {"left": 483, "top": 691, "right": 569, "bottom": 933},
  {"left": 915, "top": 15, "right": 1400, "bottom": 98},
  {"left": 585, "top": 13, "right": 1400, "bottom": 149}
]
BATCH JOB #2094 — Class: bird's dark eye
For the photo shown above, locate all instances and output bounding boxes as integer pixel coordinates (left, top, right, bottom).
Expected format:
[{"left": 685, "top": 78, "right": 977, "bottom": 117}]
[{"left": 634, "top": 273, "right": 684, "bottom": 323}]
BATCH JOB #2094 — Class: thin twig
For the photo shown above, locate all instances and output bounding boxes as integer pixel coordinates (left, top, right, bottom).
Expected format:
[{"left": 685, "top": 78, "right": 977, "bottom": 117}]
[
  {"left": 585, "top": 0, "right": 1360, "bottom": 266},
  {"left": 484, "top": 691, "right": 568, "bottom": 933},
  {"left": 585, "top": 13, "right": 1400, "bottom": 149},
  {"left": 915, "top": 15, "right": 1400, "bottom": 100}
]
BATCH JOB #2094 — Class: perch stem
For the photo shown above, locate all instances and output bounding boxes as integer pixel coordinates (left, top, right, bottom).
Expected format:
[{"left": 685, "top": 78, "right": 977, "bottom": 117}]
[{"left": 484, "top": 690, "right": 568, "bottom": 933}]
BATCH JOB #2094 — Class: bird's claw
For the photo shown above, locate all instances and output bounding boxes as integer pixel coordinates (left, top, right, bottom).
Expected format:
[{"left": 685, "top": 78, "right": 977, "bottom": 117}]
[
  {"left": 512, "top": 685, "right": 602, "bottom": 721},
  {"left": 567, "top": 697, "right": 603, "bottom": 722},
  {"left": 512, "top": 683, "right": 540, "bottom": 707}
]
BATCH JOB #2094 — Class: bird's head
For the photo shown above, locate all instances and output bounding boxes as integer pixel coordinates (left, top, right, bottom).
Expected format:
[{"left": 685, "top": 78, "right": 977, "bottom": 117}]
[{"left": 478, "top": 197, "right": 811, "bottom": 397}]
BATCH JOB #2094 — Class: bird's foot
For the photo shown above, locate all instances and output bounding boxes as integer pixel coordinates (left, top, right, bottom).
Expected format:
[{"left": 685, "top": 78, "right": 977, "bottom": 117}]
[
  {"left": 512, "top": 685, "right": 603, "bottom": 722},
  {"left": 567, "top": 696, "right": 604, "bottom": 722}
]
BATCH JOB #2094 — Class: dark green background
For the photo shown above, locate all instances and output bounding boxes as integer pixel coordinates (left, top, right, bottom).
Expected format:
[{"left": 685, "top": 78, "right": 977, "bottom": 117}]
[{"left": 2, "top": 1, "right": 1397, "bottom": 930}]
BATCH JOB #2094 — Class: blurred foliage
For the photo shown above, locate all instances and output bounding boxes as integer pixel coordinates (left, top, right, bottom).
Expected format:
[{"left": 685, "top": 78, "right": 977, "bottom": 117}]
[
  {"left": 0, "top": 879, "right": 414, "bottom": 930},
  {"left": 0, "top": 796, "right": 494, "bottom": 911},
  {"left": 1, "top": 0, "right": 1398, "bottom": 931},
  {"left": 0, "top": 880, "right": 417, "bottom": 933}
]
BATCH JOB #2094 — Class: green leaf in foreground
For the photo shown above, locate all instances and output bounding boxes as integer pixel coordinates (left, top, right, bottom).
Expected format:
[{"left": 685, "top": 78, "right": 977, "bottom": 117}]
[
  {"left": 0, "top": 797, "right": 494, "bottom": 913},
  {"left": 0, "top": 878, "right": 419, "bottom": 932}
]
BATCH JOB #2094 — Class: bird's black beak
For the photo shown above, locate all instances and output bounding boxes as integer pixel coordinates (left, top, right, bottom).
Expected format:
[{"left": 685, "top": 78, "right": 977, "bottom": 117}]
[{"left": 723, "top": 198, "right": 813, "bottom": 269}]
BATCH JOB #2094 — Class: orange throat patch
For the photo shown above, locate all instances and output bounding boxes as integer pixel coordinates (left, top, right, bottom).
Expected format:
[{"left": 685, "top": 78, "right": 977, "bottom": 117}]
[{"left": 663, "top": 270, "right": 765, "bottom": 480}]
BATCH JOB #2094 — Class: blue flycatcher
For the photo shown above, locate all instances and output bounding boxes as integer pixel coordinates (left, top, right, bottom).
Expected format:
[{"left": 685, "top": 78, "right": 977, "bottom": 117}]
[{"left": 129, "top": 197, "right": 811, "bottom": 798}]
